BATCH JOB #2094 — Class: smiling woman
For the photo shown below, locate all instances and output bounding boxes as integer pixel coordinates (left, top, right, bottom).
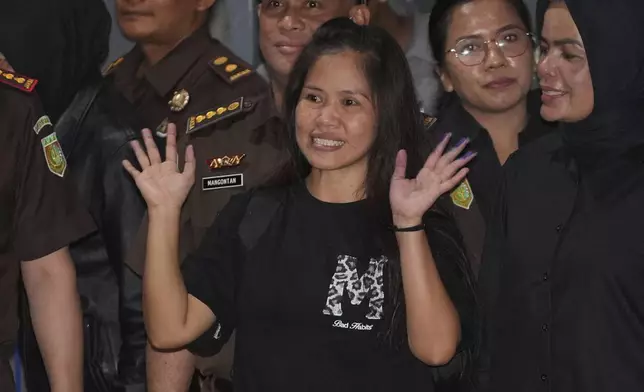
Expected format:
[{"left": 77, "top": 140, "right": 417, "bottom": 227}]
[{"left": 123, "top": 17, "right": 478, "bottom": 392}]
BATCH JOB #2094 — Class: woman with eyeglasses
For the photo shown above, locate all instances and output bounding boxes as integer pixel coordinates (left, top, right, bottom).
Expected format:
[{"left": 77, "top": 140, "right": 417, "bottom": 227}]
[{"left": 427, "top": 0, "right": 554, "bottom": 277}]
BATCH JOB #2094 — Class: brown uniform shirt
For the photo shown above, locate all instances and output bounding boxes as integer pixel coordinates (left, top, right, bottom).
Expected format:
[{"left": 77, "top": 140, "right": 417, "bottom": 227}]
[
  {"left": 110, "top": 26, "right": 283, "bottom": 380},
  {"left": 0, "top": 70, "right": 95, "bottom": 358},
  {"left": 112, "top": 26, "right": 283, "bottom": 275}
]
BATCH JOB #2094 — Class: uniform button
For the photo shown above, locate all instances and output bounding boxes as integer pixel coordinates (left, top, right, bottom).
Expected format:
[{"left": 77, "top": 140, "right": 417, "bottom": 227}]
[
  {"left": 542, "top": 272, "right": 549, "bottom": 281},
  {"left": 542, "top": 323, "right": 549, "bottom": 331},
  {"left": 243, "top": 100, "right": 254, "bottom": 109},
  {"left": 541, "top": 374, "right": 548, "bottom": 382},
  {"left": 556, "top": 224, "right": 563, "bottom": 233}
]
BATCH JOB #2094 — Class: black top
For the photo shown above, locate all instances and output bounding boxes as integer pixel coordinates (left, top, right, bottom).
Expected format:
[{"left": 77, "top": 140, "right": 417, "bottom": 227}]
[
  {"left": 480, "top": 1, "right": 644, "bottom": 390},
  {"left": 430, "top": 91, "right": 553, "bottom": 273},
  {"left": 183, "top": 184, "right": 477, "bottom": 392}
]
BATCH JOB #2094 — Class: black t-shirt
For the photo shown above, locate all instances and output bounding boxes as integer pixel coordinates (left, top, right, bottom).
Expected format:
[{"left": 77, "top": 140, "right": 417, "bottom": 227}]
[{"left": 183, "top": 183, "right": 475, "bottom": 391}]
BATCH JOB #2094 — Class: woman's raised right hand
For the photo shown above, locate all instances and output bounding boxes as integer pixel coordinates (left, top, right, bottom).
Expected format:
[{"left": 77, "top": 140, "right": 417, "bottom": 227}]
[{"left": 122, "top": 124, "right": 195, "bottom": 212}]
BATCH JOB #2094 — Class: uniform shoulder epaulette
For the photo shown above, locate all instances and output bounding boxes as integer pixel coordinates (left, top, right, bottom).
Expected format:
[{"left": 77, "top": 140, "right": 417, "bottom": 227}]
[
  {"left": 186, "top": 96, "right": 255, "bottom": 135},
  {"left": 102, "top": 57, "right": 124, "bottom": 76},
  {"left": 423, "top": 114, "right": 437, "bottom": 129},
  {"left": 0, "top": 68, "right": 38, "bottom": 93},
  {"left": 208, "top": 55, "right": 253, "bottom": 85}
]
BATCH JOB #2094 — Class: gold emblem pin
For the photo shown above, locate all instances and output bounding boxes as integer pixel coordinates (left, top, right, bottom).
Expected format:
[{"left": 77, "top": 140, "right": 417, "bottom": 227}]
[
  {"left": 450, "top": 179, "right": 474, "bottom": 210},
  {"left": 208, "top": 154, "right": 246, "bottom": 170},
  {"left": 169, "top": 89, "right": 190, "bottom": 112},
  {"left": 214, "top": 56, "right": 228, "bottom": 66},
  {"left": 225, "top": 64, "right": 238, "bottom": 73}
]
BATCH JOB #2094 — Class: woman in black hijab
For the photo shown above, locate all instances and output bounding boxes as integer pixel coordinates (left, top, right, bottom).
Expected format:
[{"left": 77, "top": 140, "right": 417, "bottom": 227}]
[{"left": 479, "top": 0, "right": 644, "bottom": 391}]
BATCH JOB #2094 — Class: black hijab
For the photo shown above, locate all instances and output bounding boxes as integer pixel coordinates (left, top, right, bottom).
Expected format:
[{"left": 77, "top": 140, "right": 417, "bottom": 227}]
[
  {"left": 0, "top": 0, "right": 111, "bottom": 123},
  {"left": 537, "top": 0, "right": 644, "bottom": 168}
]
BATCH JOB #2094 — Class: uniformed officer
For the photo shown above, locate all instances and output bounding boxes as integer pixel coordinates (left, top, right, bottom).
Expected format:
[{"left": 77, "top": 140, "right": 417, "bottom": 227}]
[
  {"left": 102, "top": 0, "right": 284, "bottom": 391},
  {"left": 0, "top": 67, "right": 94, "bottom": 392},
  {"left": 255, "top": 0, "right": 371, "bottom": 109}
]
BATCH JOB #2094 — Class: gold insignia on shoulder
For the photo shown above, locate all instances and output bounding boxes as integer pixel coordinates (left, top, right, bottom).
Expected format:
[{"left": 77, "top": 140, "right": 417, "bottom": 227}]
[
  {"left": 156, "top": 118, "right": 169, "bottom": 138},
  {"left": 207, "top": 154, "right": 246, "bottom": 170},
  {"left": 423, "top": 114, "right": 437, "bottom": 128},
  {"left": 214, "top": 56, "right": 228, "bottom": 66},
  {"left": 450, "top": 179, "right": 474, "bottom": 210},
  {"left": 0, "top": 68, "right": 38, "bottom": 92},
  {"left": 209, "top": 56, "right": 252, "bottom": 84},
  {"left": 33, "top": 115, "right": 52, "bottom": 135},
  {"left": 102, "top": 57, "right": 124, "bottom": 76},
  {"left": 41, "top": 132, "right": 67, "bottom": 177},
  {"left": 186, "top": 97, "right": 248, "bottom": 135},
  {"left": 169, "top": 89, "right": 190, "bottom": 112},
  {"left": 229, "top": 69, "right": 251, "bottom": 82}
]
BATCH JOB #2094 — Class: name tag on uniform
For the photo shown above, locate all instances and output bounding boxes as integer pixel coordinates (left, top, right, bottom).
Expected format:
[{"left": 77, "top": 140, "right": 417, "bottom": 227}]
[{"left": 202, "top": 173, "right": 244, "bottom": 191}]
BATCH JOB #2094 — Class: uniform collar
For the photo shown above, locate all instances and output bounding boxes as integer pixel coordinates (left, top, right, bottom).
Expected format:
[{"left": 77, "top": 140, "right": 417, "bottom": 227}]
[
  {"left": 438, "top": 90, "right": 552, "bottom": 146},
  {"left": 114, "top": 25, "right": 212, "bottom": 101}
]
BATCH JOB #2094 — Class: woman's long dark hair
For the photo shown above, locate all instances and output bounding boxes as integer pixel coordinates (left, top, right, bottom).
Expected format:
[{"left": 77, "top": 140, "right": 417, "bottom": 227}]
[{"left": 266, "top": 17, "right": 431, "bottom": 346}]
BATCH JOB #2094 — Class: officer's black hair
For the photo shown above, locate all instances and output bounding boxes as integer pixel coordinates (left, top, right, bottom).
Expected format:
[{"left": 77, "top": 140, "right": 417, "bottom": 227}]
[
  {"left": 429, "top": 0, "right": 533, "bottom": 68},
  {"left": 268, "top": 17, "right": 449, "bottom": 348}
]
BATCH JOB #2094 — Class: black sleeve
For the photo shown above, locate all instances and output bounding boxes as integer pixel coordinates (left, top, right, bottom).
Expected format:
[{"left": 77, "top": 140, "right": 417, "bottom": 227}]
[
  {"left": 476, "top": 159, "right": 511, "bottom": 392},
  {"left": 182, "top": 192, "right": 252, "bottom": 357},
  {"left": 425, "top": 210, "right": 479, "bottom": 353},
  {"left": 424, "top": 209, "right": 479, "bottom": 388}
]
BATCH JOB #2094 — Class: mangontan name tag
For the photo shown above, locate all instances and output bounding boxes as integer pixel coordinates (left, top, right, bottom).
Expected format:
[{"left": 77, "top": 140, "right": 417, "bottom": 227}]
[{"left": 202, "top": 173, "right": 244, "bottom": 191}]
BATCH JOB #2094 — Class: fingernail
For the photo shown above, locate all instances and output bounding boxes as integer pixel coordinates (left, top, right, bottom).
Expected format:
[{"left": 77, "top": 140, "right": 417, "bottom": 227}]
[
  {"left": 455, "top": 137, "right": 470, "bottom": 147},
  {"left": 462, "top": 150, "right": 477, "bottom": 159},
  {"left": 442, "top": 132, "right": 452, "bottom": 142}
]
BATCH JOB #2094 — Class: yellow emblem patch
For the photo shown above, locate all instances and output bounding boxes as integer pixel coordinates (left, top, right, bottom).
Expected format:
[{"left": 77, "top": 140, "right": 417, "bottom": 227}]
[
  {"left": 450, "top": 179, "right": 474, "bottom": 210},
  {"left": 41, "top": 133, "right": 67, "bottom": 177}
]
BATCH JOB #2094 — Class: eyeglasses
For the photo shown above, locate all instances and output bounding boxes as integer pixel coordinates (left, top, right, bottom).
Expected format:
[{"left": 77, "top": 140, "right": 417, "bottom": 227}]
[{"left": 446, "top": 29, "right": 535, "bottom": 67}]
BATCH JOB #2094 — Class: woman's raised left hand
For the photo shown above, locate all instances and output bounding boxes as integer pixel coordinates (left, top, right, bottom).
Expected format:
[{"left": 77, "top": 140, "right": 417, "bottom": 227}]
[{"left": 389, "top": 134, "right": 476, "bottom": 227}]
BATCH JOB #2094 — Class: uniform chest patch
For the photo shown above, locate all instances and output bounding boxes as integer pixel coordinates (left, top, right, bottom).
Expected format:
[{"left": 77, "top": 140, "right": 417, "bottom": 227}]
[
  {"left": 450, "top": 178, "right": 474, "bottom": 210},
  {"left": 202, "top": 173, "right": 244, "bottom": 191}
]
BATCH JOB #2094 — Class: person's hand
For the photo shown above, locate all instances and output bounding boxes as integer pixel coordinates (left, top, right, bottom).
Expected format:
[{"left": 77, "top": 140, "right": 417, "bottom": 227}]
[
  {"left": 389, "top": 133, "right": 476, "bottom": 227},
  {"left": 122, "top": 124, "right": 195, "bottom": 212}
]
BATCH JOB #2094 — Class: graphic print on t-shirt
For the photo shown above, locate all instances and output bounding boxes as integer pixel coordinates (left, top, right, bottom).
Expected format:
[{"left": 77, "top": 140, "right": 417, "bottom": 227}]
[{"left": 323, "top": 255, "right": 387, "bottom": 331}]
